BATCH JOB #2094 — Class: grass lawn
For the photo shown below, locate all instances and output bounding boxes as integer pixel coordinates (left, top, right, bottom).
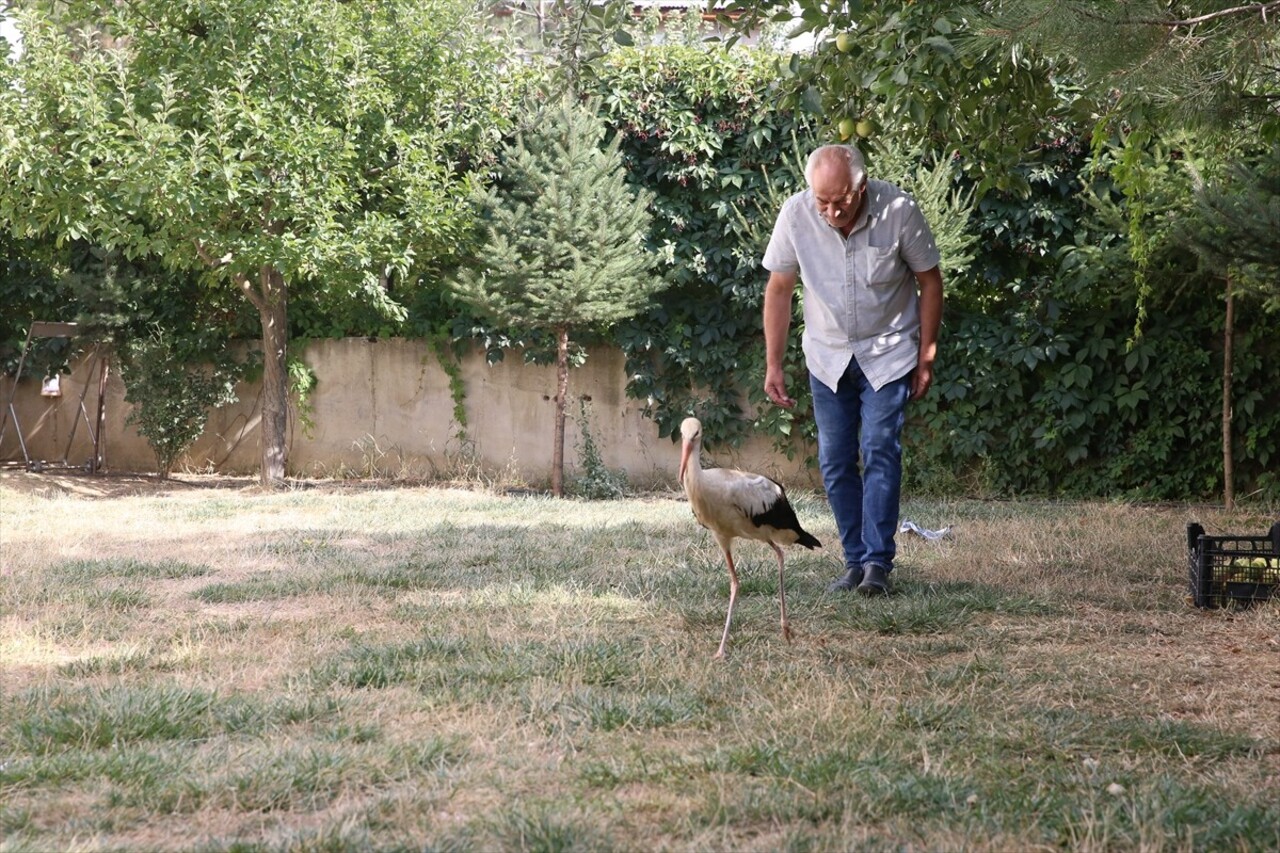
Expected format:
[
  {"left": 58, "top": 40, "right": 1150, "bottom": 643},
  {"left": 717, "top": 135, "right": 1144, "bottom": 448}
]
[{"left": 2, "top": 471, "right": 1278, "bottom": 851}]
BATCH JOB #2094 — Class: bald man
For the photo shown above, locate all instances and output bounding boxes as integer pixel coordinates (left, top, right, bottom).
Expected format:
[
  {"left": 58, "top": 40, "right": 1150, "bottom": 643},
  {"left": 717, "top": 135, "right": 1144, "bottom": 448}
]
[{"left": 762, "top": 144, "right": 944, "bottom": 595}]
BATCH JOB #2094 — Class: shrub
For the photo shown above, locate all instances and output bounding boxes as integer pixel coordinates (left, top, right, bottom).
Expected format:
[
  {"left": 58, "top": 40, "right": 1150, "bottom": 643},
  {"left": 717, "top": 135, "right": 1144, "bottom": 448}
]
[{"left": 118, "top": 330, "right": 240, "bottom": 478}]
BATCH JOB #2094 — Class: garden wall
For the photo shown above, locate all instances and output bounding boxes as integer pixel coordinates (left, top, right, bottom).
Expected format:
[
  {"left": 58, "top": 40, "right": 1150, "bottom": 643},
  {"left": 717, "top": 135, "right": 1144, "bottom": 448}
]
[{"left": 0, "top": 338, "right": 816, "bottom": 489}]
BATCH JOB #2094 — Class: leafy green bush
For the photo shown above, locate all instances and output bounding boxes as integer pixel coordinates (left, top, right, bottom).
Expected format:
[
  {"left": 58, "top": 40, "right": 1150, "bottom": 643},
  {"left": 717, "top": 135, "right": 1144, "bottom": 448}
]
[
  {"left": 118, "top": 331, "right": 240, "bottom": 478},
  {"left": 572, "top": 399, "right": 628, "bottom": 500},
  {"left": 905, "top": 123, "right": 1280, "bottom": 502}
]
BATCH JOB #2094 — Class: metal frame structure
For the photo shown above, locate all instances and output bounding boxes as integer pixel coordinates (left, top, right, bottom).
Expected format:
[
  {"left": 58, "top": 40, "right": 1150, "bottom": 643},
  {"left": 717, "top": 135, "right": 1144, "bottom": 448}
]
[{"left": 0, "top": 321, "right": 109, "bottom": 473}]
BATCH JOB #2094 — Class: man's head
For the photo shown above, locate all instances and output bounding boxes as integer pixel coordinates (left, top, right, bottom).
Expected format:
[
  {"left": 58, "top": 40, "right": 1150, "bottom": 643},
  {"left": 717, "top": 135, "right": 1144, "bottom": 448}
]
[{"left": 805, "top": 145, "right": 867, "bottom": 230}]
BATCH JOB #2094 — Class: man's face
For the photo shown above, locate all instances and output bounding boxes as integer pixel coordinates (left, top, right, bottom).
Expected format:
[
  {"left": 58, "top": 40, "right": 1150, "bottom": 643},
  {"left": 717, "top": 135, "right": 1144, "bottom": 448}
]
[{"left": 811, "top": 161, "right": 864, "bottom": 230}]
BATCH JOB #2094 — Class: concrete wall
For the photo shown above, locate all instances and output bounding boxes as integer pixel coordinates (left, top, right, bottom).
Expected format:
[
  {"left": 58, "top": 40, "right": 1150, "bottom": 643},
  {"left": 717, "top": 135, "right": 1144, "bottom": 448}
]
[{"left": 0, "top": 338, "right": 817, "bottom": 489}]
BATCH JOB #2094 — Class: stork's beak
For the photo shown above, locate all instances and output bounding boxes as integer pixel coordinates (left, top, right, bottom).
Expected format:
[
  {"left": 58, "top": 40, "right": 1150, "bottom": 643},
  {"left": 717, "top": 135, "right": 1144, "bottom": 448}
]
[{"left": 678, "top": 438, "right": 691, "bottom": 483}]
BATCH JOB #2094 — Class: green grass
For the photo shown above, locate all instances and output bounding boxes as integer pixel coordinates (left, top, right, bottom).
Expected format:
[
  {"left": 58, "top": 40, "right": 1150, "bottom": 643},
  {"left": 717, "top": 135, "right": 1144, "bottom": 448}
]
[
  {"left": 49, "top": 557, "right": 215, "bottom": 580},
  {"left": 2, "top": 476, "right": 1278, "bottom": 851}
]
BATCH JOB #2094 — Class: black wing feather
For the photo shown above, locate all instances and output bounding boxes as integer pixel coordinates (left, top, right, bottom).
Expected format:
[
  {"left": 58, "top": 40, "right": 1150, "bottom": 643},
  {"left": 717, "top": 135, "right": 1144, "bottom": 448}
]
[{"left": 750, "top": 481, "right": 821, "bottom": 549}]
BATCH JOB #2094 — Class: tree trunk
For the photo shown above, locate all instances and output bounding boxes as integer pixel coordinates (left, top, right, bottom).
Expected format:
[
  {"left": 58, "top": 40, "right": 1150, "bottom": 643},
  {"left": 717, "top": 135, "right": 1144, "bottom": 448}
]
[
  {"left": 552, "top": 325, "right": 570, "bottom": 498},
  {"left": 1222, "top": 272, "right": 1234, "bottom": 510},
  {"left": 258, "top": 265, "right": 289, "bottom": 488},
  {"left": 202, "top": 233, "right": 290, "bottom": 488}
]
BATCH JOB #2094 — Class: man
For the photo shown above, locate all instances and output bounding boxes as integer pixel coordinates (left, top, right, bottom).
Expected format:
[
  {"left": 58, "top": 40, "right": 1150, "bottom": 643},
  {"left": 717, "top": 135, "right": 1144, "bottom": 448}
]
[{"left": 762, "top": 144, "right": 943, "bottom": 595}]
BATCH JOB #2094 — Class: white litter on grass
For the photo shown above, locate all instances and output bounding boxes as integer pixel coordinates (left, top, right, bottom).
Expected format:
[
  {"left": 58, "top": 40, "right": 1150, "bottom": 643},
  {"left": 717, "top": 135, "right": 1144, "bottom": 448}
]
[{"left": 900, "top": 520, "right": 952, "bottom": 541}]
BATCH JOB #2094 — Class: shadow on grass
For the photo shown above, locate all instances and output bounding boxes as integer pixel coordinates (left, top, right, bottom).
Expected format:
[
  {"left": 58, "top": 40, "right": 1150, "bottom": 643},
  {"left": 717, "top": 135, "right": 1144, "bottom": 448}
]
[{"left": 823, "top": 577, "right": 1057, "bottom": 635}]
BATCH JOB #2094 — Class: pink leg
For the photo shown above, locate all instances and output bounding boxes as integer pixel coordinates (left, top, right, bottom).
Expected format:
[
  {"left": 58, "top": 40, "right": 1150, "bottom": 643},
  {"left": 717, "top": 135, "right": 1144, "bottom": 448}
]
[
  {"left": 715, "top": 549, "right": 739, "bottom": 658},
  {"left": 771, "top": 543, "right": 792, "bottom": 642}
]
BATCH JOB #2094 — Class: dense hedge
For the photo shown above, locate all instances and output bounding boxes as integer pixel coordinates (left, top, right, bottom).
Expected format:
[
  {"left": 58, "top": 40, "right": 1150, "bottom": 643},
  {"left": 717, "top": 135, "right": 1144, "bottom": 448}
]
[
  {"left": 586, "top": 45, "right": 817, "bottom": 447},
  {"left": 911, "top": 128, "right": 1278, "bottom": 501}
]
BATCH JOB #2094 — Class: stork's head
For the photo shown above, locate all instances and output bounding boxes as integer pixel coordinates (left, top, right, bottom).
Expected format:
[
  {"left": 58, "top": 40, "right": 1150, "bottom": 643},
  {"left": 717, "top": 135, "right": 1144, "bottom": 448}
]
[{"left": 678, "top": 417, "right": 702, "bottom": 483}]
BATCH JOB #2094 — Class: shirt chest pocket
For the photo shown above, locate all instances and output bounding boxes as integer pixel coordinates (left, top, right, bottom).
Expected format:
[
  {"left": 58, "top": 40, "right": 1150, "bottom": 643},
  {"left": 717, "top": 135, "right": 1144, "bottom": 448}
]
[{"left": 865, "top": 243, "right": 901, "bottom": 287}]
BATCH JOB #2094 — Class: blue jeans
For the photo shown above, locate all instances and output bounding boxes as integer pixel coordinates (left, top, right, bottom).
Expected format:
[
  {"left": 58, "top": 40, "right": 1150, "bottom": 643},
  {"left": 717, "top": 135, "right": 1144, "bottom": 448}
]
[{"left": 809, "top": 362, "right": 911, "bottom": 573}]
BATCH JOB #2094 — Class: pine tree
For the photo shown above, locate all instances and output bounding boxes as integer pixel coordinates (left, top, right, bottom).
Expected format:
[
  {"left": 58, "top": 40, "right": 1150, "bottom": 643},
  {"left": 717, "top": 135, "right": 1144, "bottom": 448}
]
[
  {"left": 974, "top": 1, "right": 1280, "bottom": 138},
  {"left": 452, "top": 93, "right": 666, "bottom": 496},
  {"left": 1185, "top": 145, "right": 1280, "bottom": 306},
  {"left": 1182, "top": 144, "right": 1280, "bottom": 508}
]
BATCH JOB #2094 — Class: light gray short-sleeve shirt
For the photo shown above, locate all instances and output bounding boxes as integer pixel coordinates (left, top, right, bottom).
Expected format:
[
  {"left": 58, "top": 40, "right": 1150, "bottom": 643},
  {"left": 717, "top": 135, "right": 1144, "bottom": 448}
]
[{"left": 762, "top": 179, "right": 941, "bottom": 392}]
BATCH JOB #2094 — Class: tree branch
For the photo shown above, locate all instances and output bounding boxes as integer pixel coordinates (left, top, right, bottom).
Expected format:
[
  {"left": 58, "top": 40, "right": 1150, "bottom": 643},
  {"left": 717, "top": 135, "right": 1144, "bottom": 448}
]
[
  {"left": 236, "top": 271, "right": 265, "bottom": 313},
  {"left": 1159, "top": 1, "right": 1280, "bottom": 27},
  {"left": 195, "top": 238, "right": 265, "bottom": 311},
  {"left": 1092, "top": 1, "right": 1280, "bottom": 28},
  {"left": 193, "top": 238, "right": 233, "bottom": 269},
  {"left": 116, "top": 0, "right": 166, "bottom": 34}
]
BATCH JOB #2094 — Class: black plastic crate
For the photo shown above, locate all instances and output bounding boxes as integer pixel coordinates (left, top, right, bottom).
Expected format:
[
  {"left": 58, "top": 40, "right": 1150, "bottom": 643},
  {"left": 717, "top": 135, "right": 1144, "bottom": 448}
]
[{"left": 1187, "top": 521, "right": 1280, "bottom": 608}]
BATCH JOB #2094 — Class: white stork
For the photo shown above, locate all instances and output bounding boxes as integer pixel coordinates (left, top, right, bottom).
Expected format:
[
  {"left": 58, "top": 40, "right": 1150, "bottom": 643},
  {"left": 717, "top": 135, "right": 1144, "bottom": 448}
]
[{"left": 678, "top": 417, "right": 821, "bottom": 658}]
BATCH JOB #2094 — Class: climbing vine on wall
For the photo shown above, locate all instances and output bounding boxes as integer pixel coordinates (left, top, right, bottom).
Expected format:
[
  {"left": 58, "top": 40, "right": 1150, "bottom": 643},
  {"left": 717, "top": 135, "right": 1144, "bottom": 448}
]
[{"left": 589, "top": 44, "right": 818, "bottom": 449}]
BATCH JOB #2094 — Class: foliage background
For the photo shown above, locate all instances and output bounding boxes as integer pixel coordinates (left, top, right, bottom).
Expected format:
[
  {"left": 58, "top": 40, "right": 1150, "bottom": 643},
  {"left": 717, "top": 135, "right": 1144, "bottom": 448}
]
[{"left": 2, "top": 6, "right": 1277, "bottom": 502}]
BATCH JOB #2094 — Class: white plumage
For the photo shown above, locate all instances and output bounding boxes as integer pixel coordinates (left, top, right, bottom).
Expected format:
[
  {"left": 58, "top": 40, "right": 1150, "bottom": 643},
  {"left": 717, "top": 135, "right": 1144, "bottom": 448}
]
[{"left": 678, "top": 417, "right": 821, "bottom": 658}]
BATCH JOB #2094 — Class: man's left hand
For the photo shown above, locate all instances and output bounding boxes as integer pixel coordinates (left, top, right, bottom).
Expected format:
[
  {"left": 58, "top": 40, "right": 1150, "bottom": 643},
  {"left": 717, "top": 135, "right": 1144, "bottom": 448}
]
[{"left": 910, "top": 364, "right": 934, "bottom": 400}]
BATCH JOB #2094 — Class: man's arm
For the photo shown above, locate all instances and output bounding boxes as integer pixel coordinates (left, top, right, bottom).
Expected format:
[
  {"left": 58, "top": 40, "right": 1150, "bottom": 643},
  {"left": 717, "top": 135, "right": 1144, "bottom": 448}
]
[
  {"left": 763, "top": 270, "right": 799, "bottom": 408},
  {"left": 912, "top": 265, "right": 944, "bottom": 400}
]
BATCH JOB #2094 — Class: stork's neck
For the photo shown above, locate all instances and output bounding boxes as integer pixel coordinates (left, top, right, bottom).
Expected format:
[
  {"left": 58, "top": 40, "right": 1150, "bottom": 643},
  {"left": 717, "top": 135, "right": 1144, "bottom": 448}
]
[{"left": 681, "top": 440, "right": 703, "bottom": 494}]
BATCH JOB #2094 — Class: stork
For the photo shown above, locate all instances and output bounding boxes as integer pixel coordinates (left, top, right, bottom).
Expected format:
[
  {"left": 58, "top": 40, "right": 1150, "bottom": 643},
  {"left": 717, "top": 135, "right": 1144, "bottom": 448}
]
[{"left": 678, "top": 417, "right": 821, "bottom": 658}]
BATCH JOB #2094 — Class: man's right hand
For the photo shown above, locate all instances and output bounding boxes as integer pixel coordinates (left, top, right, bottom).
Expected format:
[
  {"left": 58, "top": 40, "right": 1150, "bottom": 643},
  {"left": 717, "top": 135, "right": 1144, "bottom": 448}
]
[{"left": 763, "top": 271, "right": 799, "bottom": 409}]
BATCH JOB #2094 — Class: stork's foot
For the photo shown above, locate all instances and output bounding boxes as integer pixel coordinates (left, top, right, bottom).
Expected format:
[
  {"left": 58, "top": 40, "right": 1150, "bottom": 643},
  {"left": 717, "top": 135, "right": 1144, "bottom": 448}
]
[{"left": 781, "top": 623, "right": 793, "bottom": 643}]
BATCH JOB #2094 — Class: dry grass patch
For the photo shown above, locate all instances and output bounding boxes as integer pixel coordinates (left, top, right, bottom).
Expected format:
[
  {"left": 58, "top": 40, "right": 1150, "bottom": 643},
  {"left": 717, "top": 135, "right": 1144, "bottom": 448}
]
[{"left": 1, "top": 471, "right": 1277, "bottom": 851}]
